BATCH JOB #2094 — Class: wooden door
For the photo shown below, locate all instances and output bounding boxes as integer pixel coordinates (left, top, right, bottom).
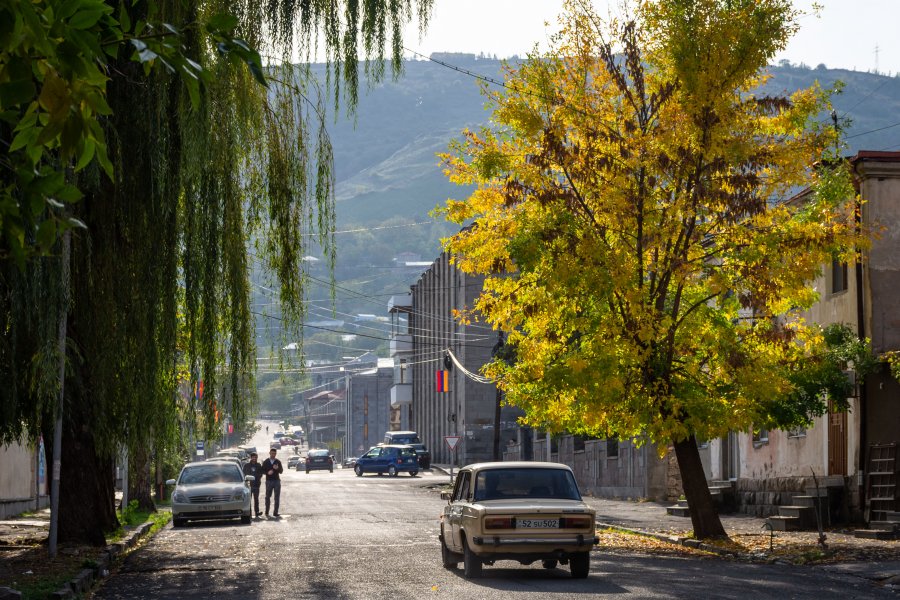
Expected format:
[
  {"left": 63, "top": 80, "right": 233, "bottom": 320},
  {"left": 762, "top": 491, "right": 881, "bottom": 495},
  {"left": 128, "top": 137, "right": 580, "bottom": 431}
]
[
  {"left": 827, "top": 399, "right": 848, "bottom": 476},
  {"left": 720, "top": 432, "right": 738, "bottom": 480}
]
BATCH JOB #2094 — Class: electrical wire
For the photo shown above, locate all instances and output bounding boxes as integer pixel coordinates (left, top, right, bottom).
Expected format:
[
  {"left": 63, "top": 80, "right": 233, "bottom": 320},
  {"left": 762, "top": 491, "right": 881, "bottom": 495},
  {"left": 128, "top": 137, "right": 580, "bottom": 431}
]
[{"left": 446, "top": 347, "right": 495, "bottom": 385}]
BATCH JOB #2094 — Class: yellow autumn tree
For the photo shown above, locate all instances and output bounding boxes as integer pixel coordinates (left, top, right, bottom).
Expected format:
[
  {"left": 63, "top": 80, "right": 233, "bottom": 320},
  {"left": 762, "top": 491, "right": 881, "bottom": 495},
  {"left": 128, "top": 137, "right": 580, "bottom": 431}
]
[{"left": 439, "top": 0, "right": 864, "bottom": 539}]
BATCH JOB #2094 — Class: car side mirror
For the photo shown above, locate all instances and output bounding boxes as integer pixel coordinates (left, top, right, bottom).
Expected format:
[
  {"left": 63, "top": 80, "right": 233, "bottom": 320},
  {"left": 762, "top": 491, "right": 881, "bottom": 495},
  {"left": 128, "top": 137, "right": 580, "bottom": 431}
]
[
  {"left": 165, "top": 479, "right": 176, "bottom": 486},
  {"left": 244, "top": 475, "right": 255, "bottom": 483},
  {"left": 440, "top": 491, "right": 452, "bottom": 501}
]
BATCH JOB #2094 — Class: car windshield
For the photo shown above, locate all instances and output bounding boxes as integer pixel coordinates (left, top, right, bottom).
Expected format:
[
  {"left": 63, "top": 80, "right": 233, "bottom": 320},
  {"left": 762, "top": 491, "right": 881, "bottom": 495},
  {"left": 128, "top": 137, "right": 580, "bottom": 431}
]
[
  {"left": 392, "top": 435, "right": 421, "bottom": 445},
  {"left": 179, "top": 464, "right": 243, "bottom": 484},
  {"left": 472, "top": 468, "right": 582, "bottom": 501}
]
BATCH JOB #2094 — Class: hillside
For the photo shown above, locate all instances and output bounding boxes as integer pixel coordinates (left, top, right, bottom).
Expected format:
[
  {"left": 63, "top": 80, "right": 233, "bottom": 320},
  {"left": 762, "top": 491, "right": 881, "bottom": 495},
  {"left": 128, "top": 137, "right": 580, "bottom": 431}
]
[{"left": 256, "top": 56, "right": 900, "bottom": 363}]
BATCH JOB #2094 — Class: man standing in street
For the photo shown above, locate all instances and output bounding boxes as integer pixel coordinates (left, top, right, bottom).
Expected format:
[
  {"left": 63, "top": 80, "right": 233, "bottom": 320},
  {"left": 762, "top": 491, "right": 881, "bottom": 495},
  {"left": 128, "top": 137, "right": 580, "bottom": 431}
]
[
  {"left": 242, "top": 452, "right": 264, "bottom": 518},
  {"left": 261, "top": 448, "right": 283, "bottom": 518}
]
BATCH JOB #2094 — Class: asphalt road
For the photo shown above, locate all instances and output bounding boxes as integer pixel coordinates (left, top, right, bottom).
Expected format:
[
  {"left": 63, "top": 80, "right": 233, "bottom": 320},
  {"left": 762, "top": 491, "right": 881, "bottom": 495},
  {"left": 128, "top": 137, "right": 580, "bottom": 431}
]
[{"left": 91, "top": 424, "right": 898, "bottom": 599}]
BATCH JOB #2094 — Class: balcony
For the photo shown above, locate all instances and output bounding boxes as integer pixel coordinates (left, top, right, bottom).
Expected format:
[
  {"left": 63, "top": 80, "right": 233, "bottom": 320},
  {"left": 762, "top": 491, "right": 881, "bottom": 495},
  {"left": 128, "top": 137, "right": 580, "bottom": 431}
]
[
  {"left": 388, "top": 294, "right": 412, "bottom": 313},
  {"left": 389, "top": 334, "right": 413, "bottom": 356},
  {"left": 391, "top": 383, "right": 412, "bottom": 407}
]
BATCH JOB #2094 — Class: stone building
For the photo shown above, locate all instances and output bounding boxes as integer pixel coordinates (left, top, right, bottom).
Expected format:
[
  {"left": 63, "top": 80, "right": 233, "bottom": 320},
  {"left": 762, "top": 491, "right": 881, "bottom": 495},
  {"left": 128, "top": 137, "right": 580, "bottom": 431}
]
[{"left": 408, "top": 250, "right": 524, "bottom": 466}]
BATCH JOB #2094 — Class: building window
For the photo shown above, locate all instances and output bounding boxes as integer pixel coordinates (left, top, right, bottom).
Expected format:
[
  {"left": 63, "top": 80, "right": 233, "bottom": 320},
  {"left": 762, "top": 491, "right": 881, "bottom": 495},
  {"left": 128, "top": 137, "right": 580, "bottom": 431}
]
[
  {"left": 607, "top": 437, "right": 619, "bottom": 459},
  {"left": 831, "top": 259, "right": 848, "bottom": 294},
  {"left": 752, "top": 427, "right": 769, "bottom": 447},
  {"left": 787, "top": 427, "right": 807, "bottom": 439}
]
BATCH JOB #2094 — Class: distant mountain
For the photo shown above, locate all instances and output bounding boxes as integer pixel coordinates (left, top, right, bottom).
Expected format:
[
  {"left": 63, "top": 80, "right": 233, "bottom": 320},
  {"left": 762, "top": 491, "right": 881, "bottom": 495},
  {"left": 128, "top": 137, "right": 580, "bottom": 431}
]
[
  {"left": 326, "top": 55, "right": 900, "bottom": 242},
  {"left": 262, "top": 55, "right": 900, "bottom": 362}
]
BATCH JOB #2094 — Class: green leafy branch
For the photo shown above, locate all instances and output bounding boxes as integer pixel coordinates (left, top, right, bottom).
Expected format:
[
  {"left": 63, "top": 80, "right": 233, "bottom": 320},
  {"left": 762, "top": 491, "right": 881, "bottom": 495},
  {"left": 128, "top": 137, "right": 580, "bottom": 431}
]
[{"left": 0, "top": 0, "right": 266, "bottom": 266}]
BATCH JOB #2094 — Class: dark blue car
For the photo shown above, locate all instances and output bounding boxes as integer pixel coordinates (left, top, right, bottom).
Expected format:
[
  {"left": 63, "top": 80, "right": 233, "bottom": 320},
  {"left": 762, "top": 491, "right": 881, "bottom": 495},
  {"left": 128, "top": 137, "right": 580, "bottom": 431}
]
[{"left": 354, "top": 445, "right": 419, "bottom": 477}]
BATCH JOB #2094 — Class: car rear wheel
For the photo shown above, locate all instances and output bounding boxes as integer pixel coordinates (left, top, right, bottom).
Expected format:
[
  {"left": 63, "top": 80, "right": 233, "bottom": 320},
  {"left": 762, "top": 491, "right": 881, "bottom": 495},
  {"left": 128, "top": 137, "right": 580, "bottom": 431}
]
[
  {"left": 354, "top": 465, "right": 363, "bottom": 477},
  {"left": 463, "top": 538, "right": 482, "bottom": 579},
  {"left": 570, "top": 552, "right": 590, "bottom": 579},
  {"left": 409, "top": 471, "right": 418, "bottom": 477},
  {"left": 542, "top": 559, "right": 557, "bottom": 569},
  {"left": 388, "top": 465, "right": 398, "bottom": 477},
  {"left": 441, "top": 533, "right": 459, "bottom": 569}
]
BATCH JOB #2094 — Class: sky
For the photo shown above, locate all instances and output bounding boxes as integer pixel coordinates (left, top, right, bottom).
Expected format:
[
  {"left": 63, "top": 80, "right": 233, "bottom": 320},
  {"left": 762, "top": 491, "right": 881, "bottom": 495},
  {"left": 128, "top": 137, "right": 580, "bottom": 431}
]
[{"left": 402, "top": 0, "right": 900, "bottom": 76}]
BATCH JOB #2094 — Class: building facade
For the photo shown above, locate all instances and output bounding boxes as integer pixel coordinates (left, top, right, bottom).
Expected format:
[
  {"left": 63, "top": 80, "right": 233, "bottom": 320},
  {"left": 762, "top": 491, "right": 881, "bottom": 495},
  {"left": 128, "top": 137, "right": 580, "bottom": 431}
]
[
  {"left": 707, "top": 151, "right": 900, "bottom": 522},
  {"left": 409, "top": 250, "right": 524, "bottom": 466},
  {"left": 343, "top": 362, "right": 394, "bottom": 460}
]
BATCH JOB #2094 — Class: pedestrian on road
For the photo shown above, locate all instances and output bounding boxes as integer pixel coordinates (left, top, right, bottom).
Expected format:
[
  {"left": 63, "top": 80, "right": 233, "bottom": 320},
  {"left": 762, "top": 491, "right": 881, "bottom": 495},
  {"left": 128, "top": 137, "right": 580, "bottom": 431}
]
[
  {"left": 242, "top": 452, "right": 264, "bottom": 518},
  {"left": 261, "top": 448, "right": 283, "bottom": 518}
]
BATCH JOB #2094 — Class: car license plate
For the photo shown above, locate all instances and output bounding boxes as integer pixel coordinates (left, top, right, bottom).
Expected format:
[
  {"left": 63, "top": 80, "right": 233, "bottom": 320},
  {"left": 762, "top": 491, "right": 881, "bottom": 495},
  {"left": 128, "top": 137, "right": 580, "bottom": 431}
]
[
  {"left": 517, "top": 518, "right": 559, "bottom": 529},
  {"left": 197, "top": 505, "right": 222, "bottom": 511}
]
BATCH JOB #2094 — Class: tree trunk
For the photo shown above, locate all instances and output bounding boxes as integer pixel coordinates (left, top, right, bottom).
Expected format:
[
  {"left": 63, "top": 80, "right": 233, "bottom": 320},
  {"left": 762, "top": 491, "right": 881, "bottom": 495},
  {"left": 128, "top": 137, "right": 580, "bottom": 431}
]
[
  {"left": 127, "top": 444, "right": 156, "bottom": 512},
  {"left": 673, "top": 436, "right": 726, "bottom": 539},
  {"left": 58, "top": 402, "right": 117, "bottom": 546}
]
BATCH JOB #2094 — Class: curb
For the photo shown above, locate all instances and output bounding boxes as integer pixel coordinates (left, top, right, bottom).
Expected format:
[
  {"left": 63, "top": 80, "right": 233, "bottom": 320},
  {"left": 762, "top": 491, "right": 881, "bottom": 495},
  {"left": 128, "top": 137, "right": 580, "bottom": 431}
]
[
  {"left": 47, "top": 520, "right": 157, "bottom": 599},
  {"left": 597, "top": 522, "right": 743, "bottom": 560}
]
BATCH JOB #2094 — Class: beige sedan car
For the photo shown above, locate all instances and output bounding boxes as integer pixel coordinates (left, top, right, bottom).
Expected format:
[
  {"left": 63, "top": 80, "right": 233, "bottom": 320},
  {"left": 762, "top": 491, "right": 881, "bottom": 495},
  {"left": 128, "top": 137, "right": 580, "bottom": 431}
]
[{"left": 439, "top": 461, "right": 598, "bottom": 579}]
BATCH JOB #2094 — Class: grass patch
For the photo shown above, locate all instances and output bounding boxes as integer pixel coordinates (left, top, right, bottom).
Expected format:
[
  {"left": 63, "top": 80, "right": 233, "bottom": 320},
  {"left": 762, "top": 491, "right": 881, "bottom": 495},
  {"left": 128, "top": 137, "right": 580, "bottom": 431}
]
[{"left": 0, "top": 546, "right": 97, "bottom": 600}]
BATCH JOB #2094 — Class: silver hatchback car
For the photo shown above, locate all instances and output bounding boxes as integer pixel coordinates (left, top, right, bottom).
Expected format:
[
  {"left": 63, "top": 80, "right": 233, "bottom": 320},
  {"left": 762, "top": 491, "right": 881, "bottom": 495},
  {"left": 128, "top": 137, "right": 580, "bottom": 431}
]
[{"left": 167, "top": 461, "right": 254, "bottom": 526}]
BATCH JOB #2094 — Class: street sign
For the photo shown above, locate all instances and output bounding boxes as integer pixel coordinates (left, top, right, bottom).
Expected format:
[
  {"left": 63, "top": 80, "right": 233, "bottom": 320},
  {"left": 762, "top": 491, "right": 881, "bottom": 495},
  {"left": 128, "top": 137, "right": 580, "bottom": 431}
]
[
  {"left": 444, "top": 436, "right": 461, "bottom": 451},
  {"left": 196, "top": 441, "right": 204, "bottom": 450}
]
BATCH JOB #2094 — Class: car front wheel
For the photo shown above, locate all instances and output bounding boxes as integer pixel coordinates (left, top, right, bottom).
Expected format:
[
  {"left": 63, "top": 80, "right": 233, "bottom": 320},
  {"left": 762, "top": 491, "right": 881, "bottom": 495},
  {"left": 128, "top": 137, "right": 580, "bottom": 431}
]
[
  {"left": 354, "top": 465, "right": 363, "bottom": 477},
  {"left": 388, "top": 465, "right": 398, "bottom": 477},
  {"left": 409, "top": 471, "right": 418, "bottom": 477},
  {"left": 173, "top": 518, "right": 186, "bottom": 528},
  {"left": 241, "top": 515, "right": 252, "bottom": 525},
  {"left": 463, "top": 538, "right": 482, "bottom": 579},
  {"left": 570, "top": 552, "right": 590, "bottom": 579},
  {"left": 542, "top": 559, "right": 557, "bottom": 569}
]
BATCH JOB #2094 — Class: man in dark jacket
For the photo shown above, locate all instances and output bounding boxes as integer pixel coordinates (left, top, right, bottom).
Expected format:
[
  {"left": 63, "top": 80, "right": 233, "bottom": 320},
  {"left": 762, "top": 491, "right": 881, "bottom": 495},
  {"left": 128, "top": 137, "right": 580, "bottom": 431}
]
[
  {"left": 242, "top": 452, "right": 264, "bottom": 518},
  {"left": 261, "top": 448, "right": 284, "bottom": 517}
]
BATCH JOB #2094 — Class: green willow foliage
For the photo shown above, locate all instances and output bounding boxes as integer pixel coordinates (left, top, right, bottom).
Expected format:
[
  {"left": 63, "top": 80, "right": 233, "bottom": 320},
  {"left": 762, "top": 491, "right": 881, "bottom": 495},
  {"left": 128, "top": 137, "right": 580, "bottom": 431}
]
[{"left": 1, "top": 0, "right": 432, "bottom": 472}]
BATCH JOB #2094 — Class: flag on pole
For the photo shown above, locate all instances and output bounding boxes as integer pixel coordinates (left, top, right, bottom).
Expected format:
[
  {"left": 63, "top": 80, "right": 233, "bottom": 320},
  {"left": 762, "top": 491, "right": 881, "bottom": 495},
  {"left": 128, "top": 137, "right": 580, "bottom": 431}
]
[{"left": 435, "top": 370, "right": 450, "bottom": 392}]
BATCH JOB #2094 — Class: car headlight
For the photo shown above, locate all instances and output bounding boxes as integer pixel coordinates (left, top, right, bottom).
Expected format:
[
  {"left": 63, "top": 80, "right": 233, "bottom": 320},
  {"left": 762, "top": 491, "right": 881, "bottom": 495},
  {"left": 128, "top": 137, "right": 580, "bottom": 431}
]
[
  {"left": 233, "top": 491, "right": 246, "bottom": 501},
  {"left": 172, "top": 490, "right": 187, "bottom": 503}
]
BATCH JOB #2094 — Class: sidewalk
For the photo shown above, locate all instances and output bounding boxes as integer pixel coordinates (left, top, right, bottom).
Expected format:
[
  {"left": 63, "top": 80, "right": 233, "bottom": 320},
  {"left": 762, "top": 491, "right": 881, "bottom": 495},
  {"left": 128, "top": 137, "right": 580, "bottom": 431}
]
[{"left": 0, "top": 507, "right": 158, "bottom": 599}]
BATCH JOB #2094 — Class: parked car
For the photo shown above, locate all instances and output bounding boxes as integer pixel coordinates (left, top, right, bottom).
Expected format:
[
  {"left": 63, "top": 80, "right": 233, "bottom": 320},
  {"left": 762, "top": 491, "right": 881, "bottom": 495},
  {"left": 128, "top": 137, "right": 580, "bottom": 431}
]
[
  {"left": 382, "top": 431, "right": 430, "bottom": 468},
  {"left": 269, "top": 440, "right": 281, "bottom": 450},
  {"left": 279, "top": 436, "right": 297, "bottom": 446},
  {"left": 209, "top": 456, "right": 242, "bottom": 469},
  {"left": 287, "top": 455, "right": 302, "bottom": 469},
  {"left": 239, "top": 445, "right": 257, "bottom": 457},
  {"left": 166, "top": 461, "right": 254, "bottom": 527},
  {"left": 273, "top": 431, "right": 285, "bottom": 440},
  {"left": 342, "top": 455, "right": 358, "bottom": 469},
  {"left": 303, "top": 449, "right": 334, "bottom": 473},
  {"left": 439, "top": 462, "right": 598, "bottom": 579},
  {"left": 354, "top": 445, "right": 419, "bottom": 477}
]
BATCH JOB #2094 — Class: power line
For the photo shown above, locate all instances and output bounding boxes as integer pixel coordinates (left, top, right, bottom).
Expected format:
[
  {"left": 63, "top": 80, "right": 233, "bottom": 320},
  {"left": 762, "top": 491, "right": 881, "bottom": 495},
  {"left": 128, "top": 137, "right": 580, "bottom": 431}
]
[{"left": 846, "top": 120, "right": 900, "bottom": 140}]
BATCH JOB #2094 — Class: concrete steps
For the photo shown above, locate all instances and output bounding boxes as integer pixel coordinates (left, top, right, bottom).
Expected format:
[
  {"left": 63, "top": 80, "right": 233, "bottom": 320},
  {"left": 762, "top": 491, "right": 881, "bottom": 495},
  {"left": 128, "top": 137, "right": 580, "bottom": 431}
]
[
  {"left": 666, "top": 481, "right": 737, "bottom": 517},
  {"left": 666, "top": 499, "right": 690, "bottom": 517},
  {"left": 854, "top": 510, "right": 900, "bottom": 540},
  {"left": 765, "top": 491, "right": 831, "bottom": 532}
]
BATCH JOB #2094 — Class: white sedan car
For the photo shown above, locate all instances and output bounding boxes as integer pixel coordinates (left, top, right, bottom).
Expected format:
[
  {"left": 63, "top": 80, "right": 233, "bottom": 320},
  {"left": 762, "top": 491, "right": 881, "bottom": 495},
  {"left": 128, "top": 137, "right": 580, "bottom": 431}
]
[
  {"left": 167, "top": 461, "right": 254, "bottom": 527},
  {"left": 439, "top": 462, "right": 598, "bottom": 579}
]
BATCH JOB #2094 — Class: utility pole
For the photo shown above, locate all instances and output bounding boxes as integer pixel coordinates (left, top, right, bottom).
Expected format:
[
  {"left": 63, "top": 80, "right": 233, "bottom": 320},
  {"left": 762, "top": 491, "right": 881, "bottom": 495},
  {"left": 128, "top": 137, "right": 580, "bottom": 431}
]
[
  {"left": 49, "top": 229, "right": 71, "bottom": 557},
  {"left": 491, "top": 332, "right": 505, "bottom": 461}
]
